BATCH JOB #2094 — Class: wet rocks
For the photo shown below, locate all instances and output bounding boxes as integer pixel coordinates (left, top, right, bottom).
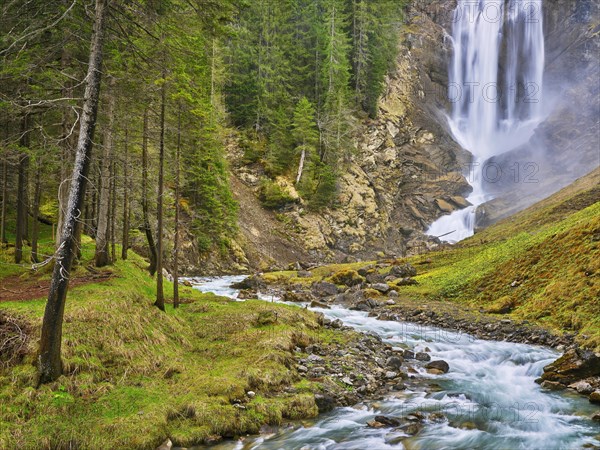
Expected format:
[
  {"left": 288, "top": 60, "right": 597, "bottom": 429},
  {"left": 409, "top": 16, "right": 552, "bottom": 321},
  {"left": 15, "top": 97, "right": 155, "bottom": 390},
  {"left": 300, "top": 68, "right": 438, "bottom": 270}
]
[
  {"left": 541, "top": 349, "right": 600, "bottom": 386},
  {"left": 230, "top": 276, "right": 263, "bottom": 290},
  {"left": 387, "top": 356, "right": 404, "bottom": 370},
  {"left": 541, "top": 380, "right": 565, "bottom": 391},
  {"left": 373, "top": 416, "right": 402, "bottom": 427},
  {"left": 425, "top": 360, "right": 450, "bottom": 374},
  {"left": 376, "top": 305, "right": 573, "bottom": 349},
  {"left": 589, "top": 391, "right": 600, "bottom": 405},
  {"left": 310, "top": 300, "right": 330, "bottom": 309},
  {"left": 416, "top": 352, "right": 431, "bottom": 362},
  {"left": 568, "top": 380, "right": 596, "bottom": 395},
  {"left": 315, "top": 394, "right": 336, "bottom": 413}
]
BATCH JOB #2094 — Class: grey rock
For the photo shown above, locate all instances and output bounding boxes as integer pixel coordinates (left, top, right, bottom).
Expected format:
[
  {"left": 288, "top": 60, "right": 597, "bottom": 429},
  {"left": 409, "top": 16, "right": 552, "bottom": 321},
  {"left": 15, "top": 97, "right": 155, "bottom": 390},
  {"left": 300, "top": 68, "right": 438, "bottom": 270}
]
[
  {"left": 315, "top": 394, "right": 336, "bottom": 413},
  {"left": 331, "top": 319, "right": 344, "bottom": 329},
  {"left": 425, "top": 360, "right": 450, "bottom": 373},
  {"left": 372, "top": 283, "right": 391, "bottom": 293},
  {"left": 416, "top": 352, "right": 431, "bottom": 362},
  {"left": 568, "top": 381, "right": 594, "bottom": 395},
  {"left": 312, "top": 282, "right": 339, "bottom": 297},
  {"left": 387, "top": 356, "right": 404, "bottom": 370},
  {"left": 541, "top": 380, "right": 565, "bottom": 391},
  {"left": 156, "top": 439, "right": 173, "bottom": 450},
  {"left": 390, "top": 263, "right": 417, "bottom": 278}
]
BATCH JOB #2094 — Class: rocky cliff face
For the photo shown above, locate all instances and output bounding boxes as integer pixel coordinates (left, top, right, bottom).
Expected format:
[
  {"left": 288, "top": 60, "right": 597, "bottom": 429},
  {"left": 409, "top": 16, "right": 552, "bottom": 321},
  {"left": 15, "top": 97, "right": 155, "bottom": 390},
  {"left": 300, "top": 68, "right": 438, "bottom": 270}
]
[
  {"left": 210, "top": 0, "right": 599, "bottom": 273},
  {"left": 215, "top": 0, "right": 469, "bottom": 273}
]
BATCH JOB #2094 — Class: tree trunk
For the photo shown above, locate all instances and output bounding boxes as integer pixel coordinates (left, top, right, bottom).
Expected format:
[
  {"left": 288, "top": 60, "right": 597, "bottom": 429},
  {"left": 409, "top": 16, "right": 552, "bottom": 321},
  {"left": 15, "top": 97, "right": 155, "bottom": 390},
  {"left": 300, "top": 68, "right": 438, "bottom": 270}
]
[
  {"left": 296, "top": 147, "right": 306, "bottom": 185},
  {"left": 154, "top": 74, "right": 166, "bottom": 312},
  {"left": 94, "top": 77, "right": 116, "bottom": 267},
  {"left": 110, "top": 158, "right": 116, "bottom": 263},
  {"left": 15, "top": 114, "right": 30, "bottom": 264},
  {"left": 141, "top": 107, "right": 157, "bottom": 276},
  {"left": 121, "top": 126, "right": 130, "bottom": 260},
  {"left": 38, "top": 0, "right": 109, "bottom": 385},
  {"left": 173, "top": 106, "right": 181, "bottom": 309},
  {"left": 31, "top": 159, "right": 42, "bottom": 263},
  {"left": 1, "top": 155, "right": 8, "bottom": 244},
  {"left": 57, "top": 19, "right": 74, "bottom": 248}
]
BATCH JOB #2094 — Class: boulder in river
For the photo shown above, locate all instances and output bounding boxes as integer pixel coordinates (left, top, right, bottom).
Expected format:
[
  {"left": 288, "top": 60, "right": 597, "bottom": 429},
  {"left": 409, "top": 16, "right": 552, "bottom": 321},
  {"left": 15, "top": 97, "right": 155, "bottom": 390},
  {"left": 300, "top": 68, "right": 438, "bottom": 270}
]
[
  {"left": 374, "top": 415, "right": 402, "bottom": 427},
  {"left": 589, "top": 391, "right": 600, "bottom": 405},
  {"left": 541, "top": 349, "right": 600, "bottom": 386},
  {"left": 416, "top": 352, "right": 431, "bottom": 362},
  {"left": 315, "top": 394, "right": 336, "bottom": 413},
  {"left": 425, "top": 360, "right": 450, "bottom": 373}
]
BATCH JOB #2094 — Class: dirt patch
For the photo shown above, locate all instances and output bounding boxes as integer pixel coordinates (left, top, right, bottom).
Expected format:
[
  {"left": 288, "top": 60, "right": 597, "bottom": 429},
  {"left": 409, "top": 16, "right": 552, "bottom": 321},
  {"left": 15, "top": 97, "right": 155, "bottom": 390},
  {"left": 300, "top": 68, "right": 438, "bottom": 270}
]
[{"left": 0, "top": 272, "right": 114, "bottom": 303}]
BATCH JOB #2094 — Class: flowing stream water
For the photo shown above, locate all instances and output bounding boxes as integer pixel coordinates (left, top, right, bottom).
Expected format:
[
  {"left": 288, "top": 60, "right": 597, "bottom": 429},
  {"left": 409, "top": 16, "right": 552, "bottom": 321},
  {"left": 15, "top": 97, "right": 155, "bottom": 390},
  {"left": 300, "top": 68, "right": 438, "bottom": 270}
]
[
  {"left": 187, "top": 277, "right": 600, "bottom": 450},
  {"left": 427, "top": 0, "right": 546, "bottom": 242}
]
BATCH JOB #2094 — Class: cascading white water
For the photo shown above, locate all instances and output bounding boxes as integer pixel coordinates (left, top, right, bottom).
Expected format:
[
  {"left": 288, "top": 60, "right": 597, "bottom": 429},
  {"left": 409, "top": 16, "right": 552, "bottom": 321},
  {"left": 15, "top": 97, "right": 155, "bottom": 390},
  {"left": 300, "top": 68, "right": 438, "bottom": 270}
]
[
  {"left": 188, "top": 277, "right": 600, "bottom": 450},
  {"left": 428, "top": 0, "right": 546, "bottom": 242}
]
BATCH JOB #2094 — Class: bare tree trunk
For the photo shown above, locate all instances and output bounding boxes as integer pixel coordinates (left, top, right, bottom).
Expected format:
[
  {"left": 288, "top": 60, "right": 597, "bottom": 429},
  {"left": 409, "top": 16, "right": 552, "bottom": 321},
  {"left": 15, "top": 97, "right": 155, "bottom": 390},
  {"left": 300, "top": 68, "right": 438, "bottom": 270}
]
[
  {"left": 94, "top": 77, "right": 116, "bottom": 267},
  {"left": 1, "top": 155, "right": 8, "bottom": 244},
  {"left": 296, "top": 147, "right": 306, "bottom": 185},
  {"left": 57, "top": 20, "right": 74, "bottom": 248},
  {"left": 141, "top": 107, "right": 157, "bottom": 275},
  {"left": 110, "top": 158, "right": 116, "bottom": 263},
  {"left": 31, "top": 158, "right": 42, "bottom": 263},
  {"left": 15, "top": 114, "right": 30, "bottom": 264},
  {"left": 38, "top": 0, "right": 109, "bottom": 385},
  {"left": 155, "top": 74, "right": 166, "bottom": 312},
  {"left": 121, "top": 126, "right": 130, "bottom": 260},
  {"left": 173, "top": 106, "right": 181, "bottom": 309}
]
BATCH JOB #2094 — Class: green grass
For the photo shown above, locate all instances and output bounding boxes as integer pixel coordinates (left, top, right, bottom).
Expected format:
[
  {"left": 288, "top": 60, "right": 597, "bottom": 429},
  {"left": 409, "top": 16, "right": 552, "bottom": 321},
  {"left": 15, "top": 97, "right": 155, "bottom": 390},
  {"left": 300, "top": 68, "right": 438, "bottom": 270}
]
[{"left": 0, "top": 242, "right": 332, "bottom": 449}]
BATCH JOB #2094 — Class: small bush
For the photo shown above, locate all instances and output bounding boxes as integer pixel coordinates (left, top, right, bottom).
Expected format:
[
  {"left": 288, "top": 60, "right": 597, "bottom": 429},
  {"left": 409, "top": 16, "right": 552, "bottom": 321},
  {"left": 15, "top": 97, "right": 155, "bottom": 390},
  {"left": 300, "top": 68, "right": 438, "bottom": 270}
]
[{"left": 259, "top": 179, "right": 296, "bottom": 210}]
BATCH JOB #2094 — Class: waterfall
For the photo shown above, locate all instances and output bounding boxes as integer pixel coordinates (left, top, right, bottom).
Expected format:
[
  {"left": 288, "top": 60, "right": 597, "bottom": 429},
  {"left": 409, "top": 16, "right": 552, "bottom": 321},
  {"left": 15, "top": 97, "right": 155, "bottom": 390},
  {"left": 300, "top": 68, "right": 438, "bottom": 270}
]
[{"left": 427, "top": 0, "right": 545, "bottom": 242}]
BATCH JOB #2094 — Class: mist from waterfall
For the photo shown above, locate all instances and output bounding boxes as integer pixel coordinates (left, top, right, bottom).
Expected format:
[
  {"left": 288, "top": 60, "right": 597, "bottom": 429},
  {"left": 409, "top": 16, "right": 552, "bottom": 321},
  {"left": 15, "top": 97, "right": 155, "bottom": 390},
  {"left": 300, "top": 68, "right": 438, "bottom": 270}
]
[{"left": 427, "top": 0, "right": 546, "bottom": 242}]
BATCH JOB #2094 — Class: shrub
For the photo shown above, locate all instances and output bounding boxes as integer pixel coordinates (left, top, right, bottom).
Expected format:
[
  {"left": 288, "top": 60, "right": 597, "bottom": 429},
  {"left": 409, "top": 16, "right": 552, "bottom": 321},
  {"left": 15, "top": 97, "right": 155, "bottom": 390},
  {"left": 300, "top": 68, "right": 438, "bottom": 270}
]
[{"left": 259, "top": 179, "right": 296, "bottom": 210}]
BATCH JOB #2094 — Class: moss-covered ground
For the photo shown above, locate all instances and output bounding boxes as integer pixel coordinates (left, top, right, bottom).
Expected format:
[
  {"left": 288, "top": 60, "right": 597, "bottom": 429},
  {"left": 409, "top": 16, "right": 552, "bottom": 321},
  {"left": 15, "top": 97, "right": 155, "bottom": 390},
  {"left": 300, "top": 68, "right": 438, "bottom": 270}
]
[{"left": 0, "top": 226, "right": 341, "bottom": 449}]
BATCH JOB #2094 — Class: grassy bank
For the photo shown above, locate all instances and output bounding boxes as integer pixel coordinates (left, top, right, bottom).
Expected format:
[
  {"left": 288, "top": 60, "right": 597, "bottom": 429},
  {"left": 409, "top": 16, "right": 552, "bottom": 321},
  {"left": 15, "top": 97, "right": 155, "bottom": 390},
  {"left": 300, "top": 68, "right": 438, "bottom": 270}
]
[
  {"left": 263, "top": 169, "right": 600, "bottom": 350},
  {"left": 0, "top": 236, "right": 343, "bottom": 449}
]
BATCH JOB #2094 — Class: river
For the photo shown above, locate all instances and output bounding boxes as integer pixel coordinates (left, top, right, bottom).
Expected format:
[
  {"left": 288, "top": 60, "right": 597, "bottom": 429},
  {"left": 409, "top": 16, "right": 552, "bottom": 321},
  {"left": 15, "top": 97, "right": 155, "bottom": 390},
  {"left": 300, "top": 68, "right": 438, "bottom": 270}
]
[{"left": 184, "top": 276, "right": 599, "bottom": 450}]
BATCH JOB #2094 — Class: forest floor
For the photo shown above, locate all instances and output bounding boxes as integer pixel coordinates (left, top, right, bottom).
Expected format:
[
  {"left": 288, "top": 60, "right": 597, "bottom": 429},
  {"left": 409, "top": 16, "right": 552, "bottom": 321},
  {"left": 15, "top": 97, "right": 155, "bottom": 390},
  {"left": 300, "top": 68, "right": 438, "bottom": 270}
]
[{"left": 0, "top": 229, "right": 398, "bottom": 449}]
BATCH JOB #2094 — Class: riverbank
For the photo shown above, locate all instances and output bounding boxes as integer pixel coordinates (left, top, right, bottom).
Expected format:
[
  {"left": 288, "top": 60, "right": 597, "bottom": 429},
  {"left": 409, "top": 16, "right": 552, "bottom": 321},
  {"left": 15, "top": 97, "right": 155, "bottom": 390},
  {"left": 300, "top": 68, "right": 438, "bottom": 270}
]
[
  {"left": 255, "top": 251, "right": 600, "bottom": 405},
  {"left": 0, "top": 244, "right": 430, "bottom": 449}
]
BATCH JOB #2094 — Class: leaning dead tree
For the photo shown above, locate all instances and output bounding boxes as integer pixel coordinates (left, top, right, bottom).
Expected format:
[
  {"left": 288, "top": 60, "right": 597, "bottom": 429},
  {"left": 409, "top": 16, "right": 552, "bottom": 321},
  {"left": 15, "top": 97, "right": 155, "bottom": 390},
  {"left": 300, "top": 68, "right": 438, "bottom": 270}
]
[{"left": 37, "top": 0, "right": 110, "bottom": 385}]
